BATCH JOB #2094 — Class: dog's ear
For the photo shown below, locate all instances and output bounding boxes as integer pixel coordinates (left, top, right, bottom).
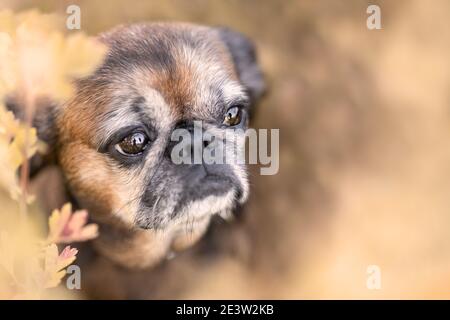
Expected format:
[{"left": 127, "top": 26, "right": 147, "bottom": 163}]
[
  {"left": 216, "top": 27, "right": 266, "bottom": 103},
  {"left": 5, "top": 96, "right": 58, "bottom": 178}
]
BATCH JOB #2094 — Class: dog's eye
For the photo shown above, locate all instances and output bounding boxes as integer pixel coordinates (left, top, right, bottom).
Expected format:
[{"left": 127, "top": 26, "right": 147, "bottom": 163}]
[
  {"left": 223, "top": 106, "right": 242, "bottom": 126},
  {"left": 115, "top": 132, "right": 149, "bottom": 156}
]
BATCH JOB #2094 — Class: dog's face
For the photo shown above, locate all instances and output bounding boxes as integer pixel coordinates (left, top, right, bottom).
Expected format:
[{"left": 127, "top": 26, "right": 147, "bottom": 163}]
[{"left": 54, "top": 23, "right": 264, "bottom": 232}]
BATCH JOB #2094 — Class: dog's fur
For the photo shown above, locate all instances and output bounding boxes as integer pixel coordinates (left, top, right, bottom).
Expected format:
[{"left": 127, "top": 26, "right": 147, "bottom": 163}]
[{"left": 9, "top": 22, "right": 264, "bottom": 269}]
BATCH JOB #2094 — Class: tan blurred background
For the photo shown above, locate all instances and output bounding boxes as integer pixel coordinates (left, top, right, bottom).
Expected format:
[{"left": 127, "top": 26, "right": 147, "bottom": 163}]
[{"left": 2, "top": 0, "right": 450, "bottom": 299}]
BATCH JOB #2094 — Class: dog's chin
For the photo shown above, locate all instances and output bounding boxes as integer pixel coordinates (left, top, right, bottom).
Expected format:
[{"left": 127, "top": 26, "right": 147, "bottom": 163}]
[{"left": 175, "top": 188, "right": 238, "bottom": 223}]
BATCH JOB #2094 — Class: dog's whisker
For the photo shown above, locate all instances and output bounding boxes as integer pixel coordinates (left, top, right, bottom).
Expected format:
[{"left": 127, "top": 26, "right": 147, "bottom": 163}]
[{"left": 152, "top": 196, "right": 161, "bottom": 217}]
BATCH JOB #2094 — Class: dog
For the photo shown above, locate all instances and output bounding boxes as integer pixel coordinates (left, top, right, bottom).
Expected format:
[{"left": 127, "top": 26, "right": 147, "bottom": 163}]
[{"left": 9, "top": 22, "right": 265, "bottom": 269}]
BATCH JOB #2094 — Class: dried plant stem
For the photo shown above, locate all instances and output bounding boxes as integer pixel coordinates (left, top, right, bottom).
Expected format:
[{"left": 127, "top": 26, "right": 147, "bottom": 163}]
[
  {"left": 18, "top": 58, "right": 37, "bottom": 222},
  {"left": 18, "top": 93, "right": 34, "bottom": 222}
]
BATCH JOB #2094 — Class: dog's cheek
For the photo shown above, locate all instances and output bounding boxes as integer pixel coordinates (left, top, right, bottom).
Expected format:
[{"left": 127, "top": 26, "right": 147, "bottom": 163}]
[{"left": 58, "top": 142, "right": 137, "bottom": 225}]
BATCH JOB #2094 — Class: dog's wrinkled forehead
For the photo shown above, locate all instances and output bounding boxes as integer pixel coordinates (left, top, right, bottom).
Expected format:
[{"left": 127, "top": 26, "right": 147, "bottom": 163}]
[{"left": 82, "top": 23, "right": 247, "bottom": 141}]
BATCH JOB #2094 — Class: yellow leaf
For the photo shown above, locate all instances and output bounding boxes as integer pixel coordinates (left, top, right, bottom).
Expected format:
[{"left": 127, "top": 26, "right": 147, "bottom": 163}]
[
  {"left": 8, "top": 126, "right": 38, "bottom": 170},
  {"left": 47, "top": 203, "right": 72, "bottom": 243},
  {"left": 63, "top": 32, "right": 106, "bottom": 78},
  {"left": 0, "top": 9, "right": 106, "bottom": 101},
  {"left": 0, "top": 109, "right": 20, "bottom": 139},
  {"left": 47, "top": 203, "right": 98, "bottom": 244},
  {"left": 43, "top": 244, "right": 77, "bottom": 289}
]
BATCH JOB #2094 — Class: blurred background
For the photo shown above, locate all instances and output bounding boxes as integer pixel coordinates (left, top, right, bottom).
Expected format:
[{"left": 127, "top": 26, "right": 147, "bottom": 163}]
[{"left": 2, "top": 0, "right": 450, "bottom": 299}]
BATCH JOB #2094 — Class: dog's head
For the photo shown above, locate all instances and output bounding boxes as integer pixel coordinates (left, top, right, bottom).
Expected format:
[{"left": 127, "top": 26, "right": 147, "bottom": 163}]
[{"left": 41, "top": 23, "right": 264, "bottom": 233}]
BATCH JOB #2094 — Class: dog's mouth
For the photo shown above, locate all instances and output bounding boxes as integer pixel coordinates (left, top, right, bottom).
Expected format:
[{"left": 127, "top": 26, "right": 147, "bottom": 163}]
[
  {"left": 171, "top": 172, "right": 241, "bottom": 217},
  {"left": 136, "top": 171, "right": 244, "bottom": 230},
  {"left": 197, "top": 173, "right": 237, "bottom": 195}
]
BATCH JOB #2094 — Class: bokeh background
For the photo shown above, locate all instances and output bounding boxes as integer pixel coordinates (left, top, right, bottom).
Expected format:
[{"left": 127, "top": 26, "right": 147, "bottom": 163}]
[{"left": 3, "top": 0, "right": 450, "bottom": 299}]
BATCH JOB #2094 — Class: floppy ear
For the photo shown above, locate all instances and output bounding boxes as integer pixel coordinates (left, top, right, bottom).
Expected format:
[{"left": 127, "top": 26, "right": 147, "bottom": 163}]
[
  {"left": 5, "top": 96, "right": 58, "bottom": 178},
  {"left": 216, "top": 27, "right": 266, "bottom": 103}
]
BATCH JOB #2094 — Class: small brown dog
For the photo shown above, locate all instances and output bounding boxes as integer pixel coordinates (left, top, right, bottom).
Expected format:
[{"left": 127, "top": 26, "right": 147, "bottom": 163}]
[{"left": 9, "top": 22, "right": 264, "bottom": 269}]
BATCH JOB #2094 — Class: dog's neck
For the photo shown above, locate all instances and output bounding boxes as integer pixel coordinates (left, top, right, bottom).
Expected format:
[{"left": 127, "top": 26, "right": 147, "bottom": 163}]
[
  {"left": 91, "top": 217, "right": 210, "bottom": 269},
  {"left": 92, "top": 221, "right": 173, "bottom": 269}
]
